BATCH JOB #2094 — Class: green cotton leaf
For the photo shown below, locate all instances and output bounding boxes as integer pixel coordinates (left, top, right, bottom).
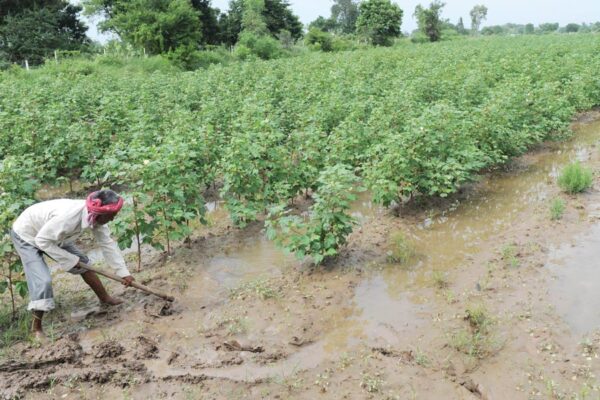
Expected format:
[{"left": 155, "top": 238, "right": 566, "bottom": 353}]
[
  {"left": 0, "top": 281, "right": 8, "bottom": 294},
  {"left": 15, "top": 281, "right": 29, "bottom": 298}
]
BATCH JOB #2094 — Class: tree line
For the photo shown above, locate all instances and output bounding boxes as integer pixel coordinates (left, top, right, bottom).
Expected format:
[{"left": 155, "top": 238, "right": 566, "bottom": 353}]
[{"left": 0, "top": 0, "right": 598, "bottom": 68}]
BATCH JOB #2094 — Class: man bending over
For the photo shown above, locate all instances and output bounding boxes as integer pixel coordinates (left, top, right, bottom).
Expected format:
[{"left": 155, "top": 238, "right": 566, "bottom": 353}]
[{"left": 11, "top": 189, "right": 135, "bottom": 340}]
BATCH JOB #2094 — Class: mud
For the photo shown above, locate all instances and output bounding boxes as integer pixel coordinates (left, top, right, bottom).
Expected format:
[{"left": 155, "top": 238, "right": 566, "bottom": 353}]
[{"left": 2, "top": 111, "right": 600, "bottom": 399}]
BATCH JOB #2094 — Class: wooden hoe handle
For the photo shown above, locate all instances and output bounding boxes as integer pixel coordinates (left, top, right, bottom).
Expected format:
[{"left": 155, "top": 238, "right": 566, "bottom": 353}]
[{"left": 78, "top": 263, "right": 175, "bottom": 302}]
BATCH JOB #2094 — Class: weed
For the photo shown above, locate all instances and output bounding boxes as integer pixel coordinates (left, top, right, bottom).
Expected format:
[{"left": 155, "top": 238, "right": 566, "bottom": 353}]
[
  {"left": 360, "top": 373, "right": 384, "bottom": 393},
  {"left": 314, "top": 370, "right": 331, "bottom": 393},
  {"left": 273, "top": 370, "right": 304, "bottom": 392},
  {"left": 0, "top": 304, "right": 30, "bottom": 349},
  {"left": 549, "top": 198, "right": 566, "bottom": 220},
  {"left": 338, "top": 352, "right": 355, "bottom": 370},
  {"left": 432, "top": 270, "right": 449, "bottom": 289},
  {"left": 580, "top": 338, "right": 597, "bottom": 357},
  {"left": 387, "top": 232, "right": 416, "bottom": 265},
  {"left": 450, "top": 329, "right": 493, "bottom": 359},
  {"left": 450, "top": 305, "right": 499, "bottom": 360},
  {"left": 230, "top": 278, "right": 280, "bottom": 300},
  {"left": 414, "top": 348, "right": 430, "bottom": 367},
  {"left": 224, "top": 317, "right": 249, "bottom": 335},
  {"left": 444, "top": 290, "right": 457, "bottom": 304},
  {"left": 501, "top": 244, "right": 519, "bottom": 268},
  {"left": 558, "top": 162, "right": 593, "bottom": 194},
  {"left": 465, "top": 304, "right": 493, "bottom": 334}
]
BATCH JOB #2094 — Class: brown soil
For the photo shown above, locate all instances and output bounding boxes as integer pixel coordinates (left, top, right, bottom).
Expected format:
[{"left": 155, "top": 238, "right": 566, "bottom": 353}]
[{"left": 2, "top": 111, "right": 600, "bottom": 399}]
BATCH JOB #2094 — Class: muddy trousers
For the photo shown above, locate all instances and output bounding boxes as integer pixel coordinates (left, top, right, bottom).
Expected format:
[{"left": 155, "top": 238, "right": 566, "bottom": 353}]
[{"left": 10, "top": 230, "right": 89, "bottom": 312}]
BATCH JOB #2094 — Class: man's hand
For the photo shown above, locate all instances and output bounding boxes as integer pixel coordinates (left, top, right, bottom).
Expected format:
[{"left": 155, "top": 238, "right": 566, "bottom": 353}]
[{"left": 122, "top": 275, "right": 135, "bottom": 287}]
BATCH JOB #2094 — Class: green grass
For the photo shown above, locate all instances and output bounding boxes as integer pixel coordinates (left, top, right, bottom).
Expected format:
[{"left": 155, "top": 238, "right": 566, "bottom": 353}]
[
  {"left": 0, "top": 305, "right": 31, "bottom": 352},
  {"left": 549, "top": 197, "right": 566, "bottom": 220},
  {"left": 387, "top": 232, "right": 416, "bottom": 265},
  {"left": 558, "top": 162, "right": 593, "bottom": 194},
  {"left": 449, "top": 304, "right": 498, "bottom": 360}
]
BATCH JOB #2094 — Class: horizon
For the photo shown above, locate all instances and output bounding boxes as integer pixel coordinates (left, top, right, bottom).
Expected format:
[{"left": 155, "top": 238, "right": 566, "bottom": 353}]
[{"left": 83, "top": 0, "right": 600, "bottom": 43}]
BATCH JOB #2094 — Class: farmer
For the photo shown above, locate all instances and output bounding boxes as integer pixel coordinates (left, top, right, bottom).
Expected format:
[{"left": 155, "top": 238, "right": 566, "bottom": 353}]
[{"left": 10, "top": 189, "right": 135, "bottom": 341}]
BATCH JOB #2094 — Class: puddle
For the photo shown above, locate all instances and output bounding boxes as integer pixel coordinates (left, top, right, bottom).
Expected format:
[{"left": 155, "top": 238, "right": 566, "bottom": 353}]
[{"left": 546, "top": 223, "right": 600, "bottom": 334}]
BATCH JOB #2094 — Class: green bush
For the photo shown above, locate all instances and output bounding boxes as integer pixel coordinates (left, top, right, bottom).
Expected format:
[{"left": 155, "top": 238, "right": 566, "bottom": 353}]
[
  {"left": 236, "top": 32, "right": 282, "bottom": 60},
  {"left": 266, "top": 164, "right": 362, "bottom": 265},
  {"left": 306, "top": 28, "right": 334, "bottom": 52},
  {"left": 558, "top": 162, "right": 593, "bottom": 194}
]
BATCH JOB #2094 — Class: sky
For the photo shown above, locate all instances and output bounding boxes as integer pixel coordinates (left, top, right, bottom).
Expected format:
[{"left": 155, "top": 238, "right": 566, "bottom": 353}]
[{"left": 85, "top": 0, "right": 600, "bottom": 42}]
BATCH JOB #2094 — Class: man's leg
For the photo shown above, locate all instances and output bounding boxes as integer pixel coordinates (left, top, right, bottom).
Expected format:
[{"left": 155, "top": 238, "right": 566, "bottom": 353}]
[
  {"left": 80, "top": 270, "right": 123, "bottom": 306},
  {"left": 61, "top": 244, "right": 123, "bottom": 306},
  {"left": 10, "top": 230, "right": 54, "bottom": 341}
]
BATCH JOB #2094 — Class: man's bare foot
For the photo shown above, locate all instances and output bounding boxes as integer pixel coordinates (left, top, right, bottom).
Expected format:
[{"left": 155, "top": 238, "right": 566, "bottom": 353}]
[
  {"left": 100, "top": 296, "right": 123, "bottom": 306},
  {"left": 31, "top": 330, "right": 49, "bottom": 345}
]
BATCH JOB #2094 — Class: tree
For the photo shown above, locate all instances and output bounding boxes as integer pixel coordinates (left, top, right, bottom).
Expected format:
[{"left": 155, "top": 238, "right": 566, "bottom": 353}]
[
  {"left": 469, "top": 4, "right": 487, "bottom": 34},
  {"left": 242, "top": 0, "right": 268, "bottom": 35},
  {"left": 356, "top": 0, "right": 403, "bottom": 46},
  {"left": 218, "top": 0, "right": 301, "bottom": 46},
  {"left": 456, "top": 17, "right": 467, "bottom": 35},
  {"left": 0, "top": 2, "right": 89, "bottom": 65},
  {"left": 331, "top": 0, "right": 360, "bottom": 34},
  {"left": 190, "top": 0, "right": 221, "bottom": 45},
  {"left": 524, "top": 23, "right": 534, "bottom": 34},
  {"left": 85, "top": 0, "right": 201, "bottom": 55},
  {"left": 538, "top": 22, "right": 559, "bottom": 33},
  {"left": 263, "top": 0, "right": 302, "bottom": 40},
  {"left": 565, "top": 23, "right": 580, "bottom": 33},
  {"left": 414, "top": 1, "right": 446, "bottom": 42},
  {"left": 308, "top": 16, "right": 337, "bottom": 33},
  {"left": 305, "top": 27, "right": 333, "bottom": 51}
]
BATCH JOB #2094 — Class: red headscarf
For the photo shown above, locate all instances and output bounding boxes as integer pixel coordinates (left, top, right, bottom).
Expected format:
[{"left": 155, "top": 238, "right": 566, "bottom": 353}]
[{"left": 86, "top": 191, "right": 124, "bottom": 226}]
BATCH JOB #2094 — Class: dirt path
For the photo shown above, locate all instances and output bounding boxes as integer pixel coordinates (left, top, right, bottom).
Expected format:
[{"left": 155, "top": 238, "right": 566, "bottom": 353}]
[{"left": 2, "top": 111, "right": 600, "bottom": 399}]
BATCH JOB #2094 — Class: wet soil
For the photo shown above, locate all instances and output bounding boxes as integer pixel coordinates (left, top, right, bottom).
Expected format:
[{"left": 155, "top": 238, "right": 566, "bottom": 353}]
[{"left": 3, "top": 111, "right": 600, "bottom": 399}]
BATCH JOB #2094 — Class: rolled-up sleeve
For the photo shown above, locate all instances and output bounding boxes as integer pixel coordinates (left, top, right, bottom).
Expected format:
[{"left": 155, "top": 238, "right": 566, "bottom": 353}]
[
  {"left": 92, "top": 225, "right": 131, "bottom": 278},
  {"left": 35, "top": 217, "right": 81, "bottom": 271}
]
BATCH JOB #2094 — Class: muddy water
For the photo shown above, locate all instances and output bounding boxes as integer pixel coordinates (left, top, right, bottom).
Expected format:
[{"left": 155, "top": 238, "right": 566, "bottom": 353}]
[
  {"left": 345, "top": 118, "right": 600, "bottom": 343},
  {"left": 546, "top": 222, "right": 600, "bottom": 335},
  {"left": 82, "top": 116, "right": 600, "bottom": 382}
]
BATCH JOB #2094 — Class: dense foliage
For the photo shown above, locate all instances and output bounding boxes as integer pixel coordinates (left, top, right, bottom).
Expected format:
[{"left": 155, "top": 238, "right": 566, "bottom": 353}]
[
  {"left": 0, "top": 35, "right": 599, "bottom": 269},
  {"left": 356, "top": 0, "right": 403, "bottom": 46},
  {"left": 0, "top": 0, "right": 88, "bottom": 65}
]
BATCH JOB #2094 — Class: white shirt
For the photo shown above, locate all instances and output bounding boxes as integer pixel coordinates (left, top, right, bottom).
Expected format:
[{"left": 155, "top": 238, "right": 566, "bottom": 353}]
[{"left": 12, "top": 199, "right": 131, "bottom": 278}]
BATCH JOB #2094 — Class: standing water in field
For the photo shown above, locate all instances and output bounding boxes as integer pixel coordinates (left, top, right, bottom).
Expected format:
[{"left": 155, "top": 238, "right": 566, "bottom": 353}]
[{"left": 82, "top": 114, "right": 600, "bottom": 382}]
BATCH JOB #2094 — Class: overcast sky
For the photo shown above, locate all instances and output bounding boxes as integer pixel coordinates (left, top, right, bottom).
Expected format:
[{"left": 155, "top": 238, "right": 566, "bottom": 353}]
[{"left": 86, "top": 0, "right": 600, "bottom": 42}]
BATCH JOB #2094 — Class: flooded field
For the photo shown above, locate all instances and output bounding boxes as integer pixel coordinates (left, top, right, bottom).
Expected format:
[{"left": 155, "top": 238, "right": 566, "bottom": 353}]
[{"left": 3, "top": 111, "right": 600, "bottom": 399}]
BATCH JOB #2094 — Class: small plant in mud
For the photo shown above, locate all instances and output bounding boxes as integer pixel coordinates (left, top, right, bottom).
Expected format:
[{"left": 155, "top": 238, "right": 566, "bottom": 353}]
[
  {"left": 266, "top": 164, "right": 363, "bottom": 265},
  {"left": 229, "top": 278, "right": 280, "bottom": 300},
  {"left": 431, "top": 270, "right": 449, "bottom": 289},
  {"left": 500, "top": 244, "right": 519, "bottom": 268},
  {"left": 360, "top": 372, "right": 384, "bottom": 393},
  {"left": 386, "top": 232, "right": 416, "bottom": 265},
  {"left": 549, "top": 198, "right": 566, "bottom": 220},
  {"left": 314, "top": 370, "right": 332, "bottom": 393},
  {"left": 414, "top": 348, "right": 431, "bottom": 367},
  {"left": 465, "top": 304, "right": 493, "bottom": 334},
  {"left": 450, "top": 304, "right": 499, "bottom": 359},
  {"left": 558, "top": 162, "right": 593, "bottom": 194}
]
